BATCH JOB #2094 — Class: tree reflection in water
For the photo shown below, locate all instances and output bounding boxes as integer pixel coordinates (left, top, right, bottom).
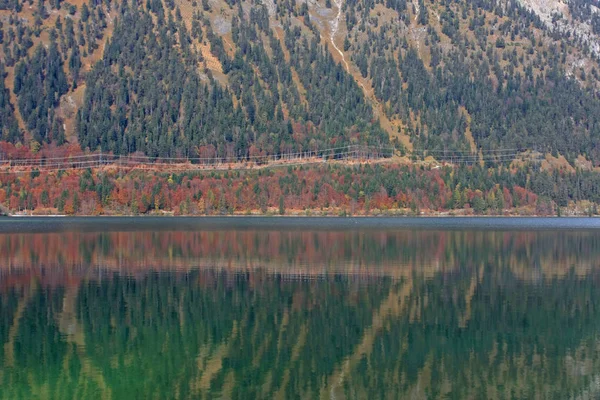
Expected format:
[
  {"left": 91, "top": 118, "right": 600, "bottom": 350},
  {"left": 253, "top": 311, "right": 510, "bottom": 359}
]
[{"left": 1, "top": 228, "right": 599, "bottom": 399}]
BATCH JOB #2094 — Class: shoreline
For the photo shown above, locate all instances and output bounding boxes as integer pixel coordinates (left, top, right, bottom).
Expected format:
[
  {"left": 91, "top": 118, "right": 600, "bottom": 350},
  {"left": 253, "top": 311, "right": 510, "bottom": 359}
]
[
  {"left": 1, "top": 215, "right": 599, "bottom": 233},
  {"left": 3, "top": 213, "right": 599, "bottom": 218},
  {"left": 4, "top": 207, "right": 598, "bottom": 218}
]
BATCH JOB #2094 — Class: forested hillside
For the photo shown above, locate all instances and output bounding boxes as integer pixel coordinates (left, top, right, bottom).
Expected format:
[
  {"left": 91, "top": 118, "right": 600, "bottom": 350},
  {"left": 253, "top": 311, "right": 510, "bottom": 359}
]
[{"left": 2, "top": 0, "right": 600, "bottom": 165}]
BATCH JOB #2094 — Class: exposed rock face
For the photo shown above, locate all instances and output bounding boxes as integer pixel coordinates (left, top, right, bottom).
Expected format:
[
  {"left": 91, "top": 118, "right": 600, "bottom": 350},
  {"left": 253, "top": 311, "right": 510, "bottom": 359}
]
[
  {"left": 518, "top": 0, "right": 569, "bottom": 25},
  {"left": 518, "top": 0, "right": 600, "bottom": 58}
]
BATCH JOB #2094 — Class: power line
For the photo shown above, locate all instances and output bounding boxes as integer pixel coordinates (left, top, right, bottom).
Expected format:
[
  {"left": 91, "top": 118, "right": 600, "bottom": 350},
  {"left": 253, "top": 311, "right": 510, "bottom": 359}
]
[
  {"left": 0, "top": 145, "right": 395, "bottom": 174},
  {"left": 0, "top": 145, "right": 542, "bottom": 174}
]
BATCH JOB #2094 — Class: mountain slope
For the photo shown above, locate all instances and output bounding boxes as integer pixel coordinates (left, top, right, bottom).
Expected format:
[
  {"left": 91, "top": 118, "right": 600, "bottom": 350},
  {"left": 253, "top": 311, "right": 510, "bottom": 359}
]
[{"left": 1, "top": 0, "right": 600, "bottom": 164}]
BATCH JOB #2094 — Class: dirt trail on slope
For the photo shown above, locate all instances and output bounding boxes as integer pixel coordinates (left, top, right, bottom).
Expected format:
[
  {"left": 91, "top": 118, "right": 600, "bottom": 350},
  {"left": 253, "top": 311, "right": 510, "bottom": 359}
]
[
  {"left": 330, "top": 0, "right": 350, "bottom": 72},
  {"left": 459, "top": 106, "right": 477, "bottom": 154},
  {"left": 327, "top": 0, "right": 412, "bottom": 150}
]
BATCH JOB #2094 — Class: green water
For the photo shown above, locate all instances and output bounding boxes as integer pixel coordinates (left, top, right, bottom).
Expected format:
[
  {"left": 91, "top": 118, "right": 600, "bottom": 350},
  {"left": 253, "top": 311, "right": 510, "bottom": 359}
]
[{"left": 1, "top": 218, "right": 600, "bottom": 399}]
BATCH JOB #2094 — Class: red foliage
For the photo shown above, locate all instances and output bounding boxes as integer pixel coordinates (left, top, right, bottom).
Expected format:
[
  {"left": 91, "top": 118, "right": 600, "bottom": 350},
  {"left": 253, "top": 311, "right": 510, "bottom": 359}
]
[
  {"left": 0, "top": 158, "right": 564, "bottom": 216},
  {"left": 513, "top": 186, "right": 537, "bottom": 207}
]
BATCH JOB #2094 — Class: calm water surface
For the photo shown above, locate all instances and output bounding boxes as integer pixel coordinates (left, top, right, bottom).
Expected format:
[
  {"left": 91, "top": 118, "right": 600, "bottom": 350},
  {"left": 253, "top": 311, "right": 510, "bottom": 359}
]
[{"left": 1, "top": 217, "right": 600, "bottom": 399}]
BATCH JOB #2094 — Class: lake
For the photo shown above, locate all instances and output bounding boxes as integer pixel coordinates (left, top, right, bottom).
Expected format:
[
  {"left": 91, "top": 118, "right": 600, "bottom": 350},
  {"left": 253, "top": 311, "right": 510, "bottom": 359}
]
[{"left": 1, "top": 217, "right": 600, "bottom": 399}]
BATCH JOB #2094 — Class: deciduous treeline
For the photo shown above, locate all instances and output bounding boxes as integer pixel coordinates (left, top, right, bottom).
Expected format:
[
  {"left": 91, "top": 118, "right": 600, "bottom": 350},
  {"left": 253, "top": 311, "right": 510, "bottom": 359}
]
[{"left": 1, "top": 163, "right": 598, "bottom": 215}]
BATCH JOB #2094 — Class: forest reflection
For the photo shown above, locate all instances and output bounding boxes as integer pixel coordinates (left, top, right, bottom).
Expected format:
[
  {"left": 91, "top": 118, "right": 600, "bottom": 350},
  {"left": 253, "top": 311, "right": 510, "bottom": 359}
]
[
  {"left": 1, "top": 229, "right": 600, "bottom": 399},
  {"left": 1, "top": 229, "right": 600, "bottom": 280}
]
